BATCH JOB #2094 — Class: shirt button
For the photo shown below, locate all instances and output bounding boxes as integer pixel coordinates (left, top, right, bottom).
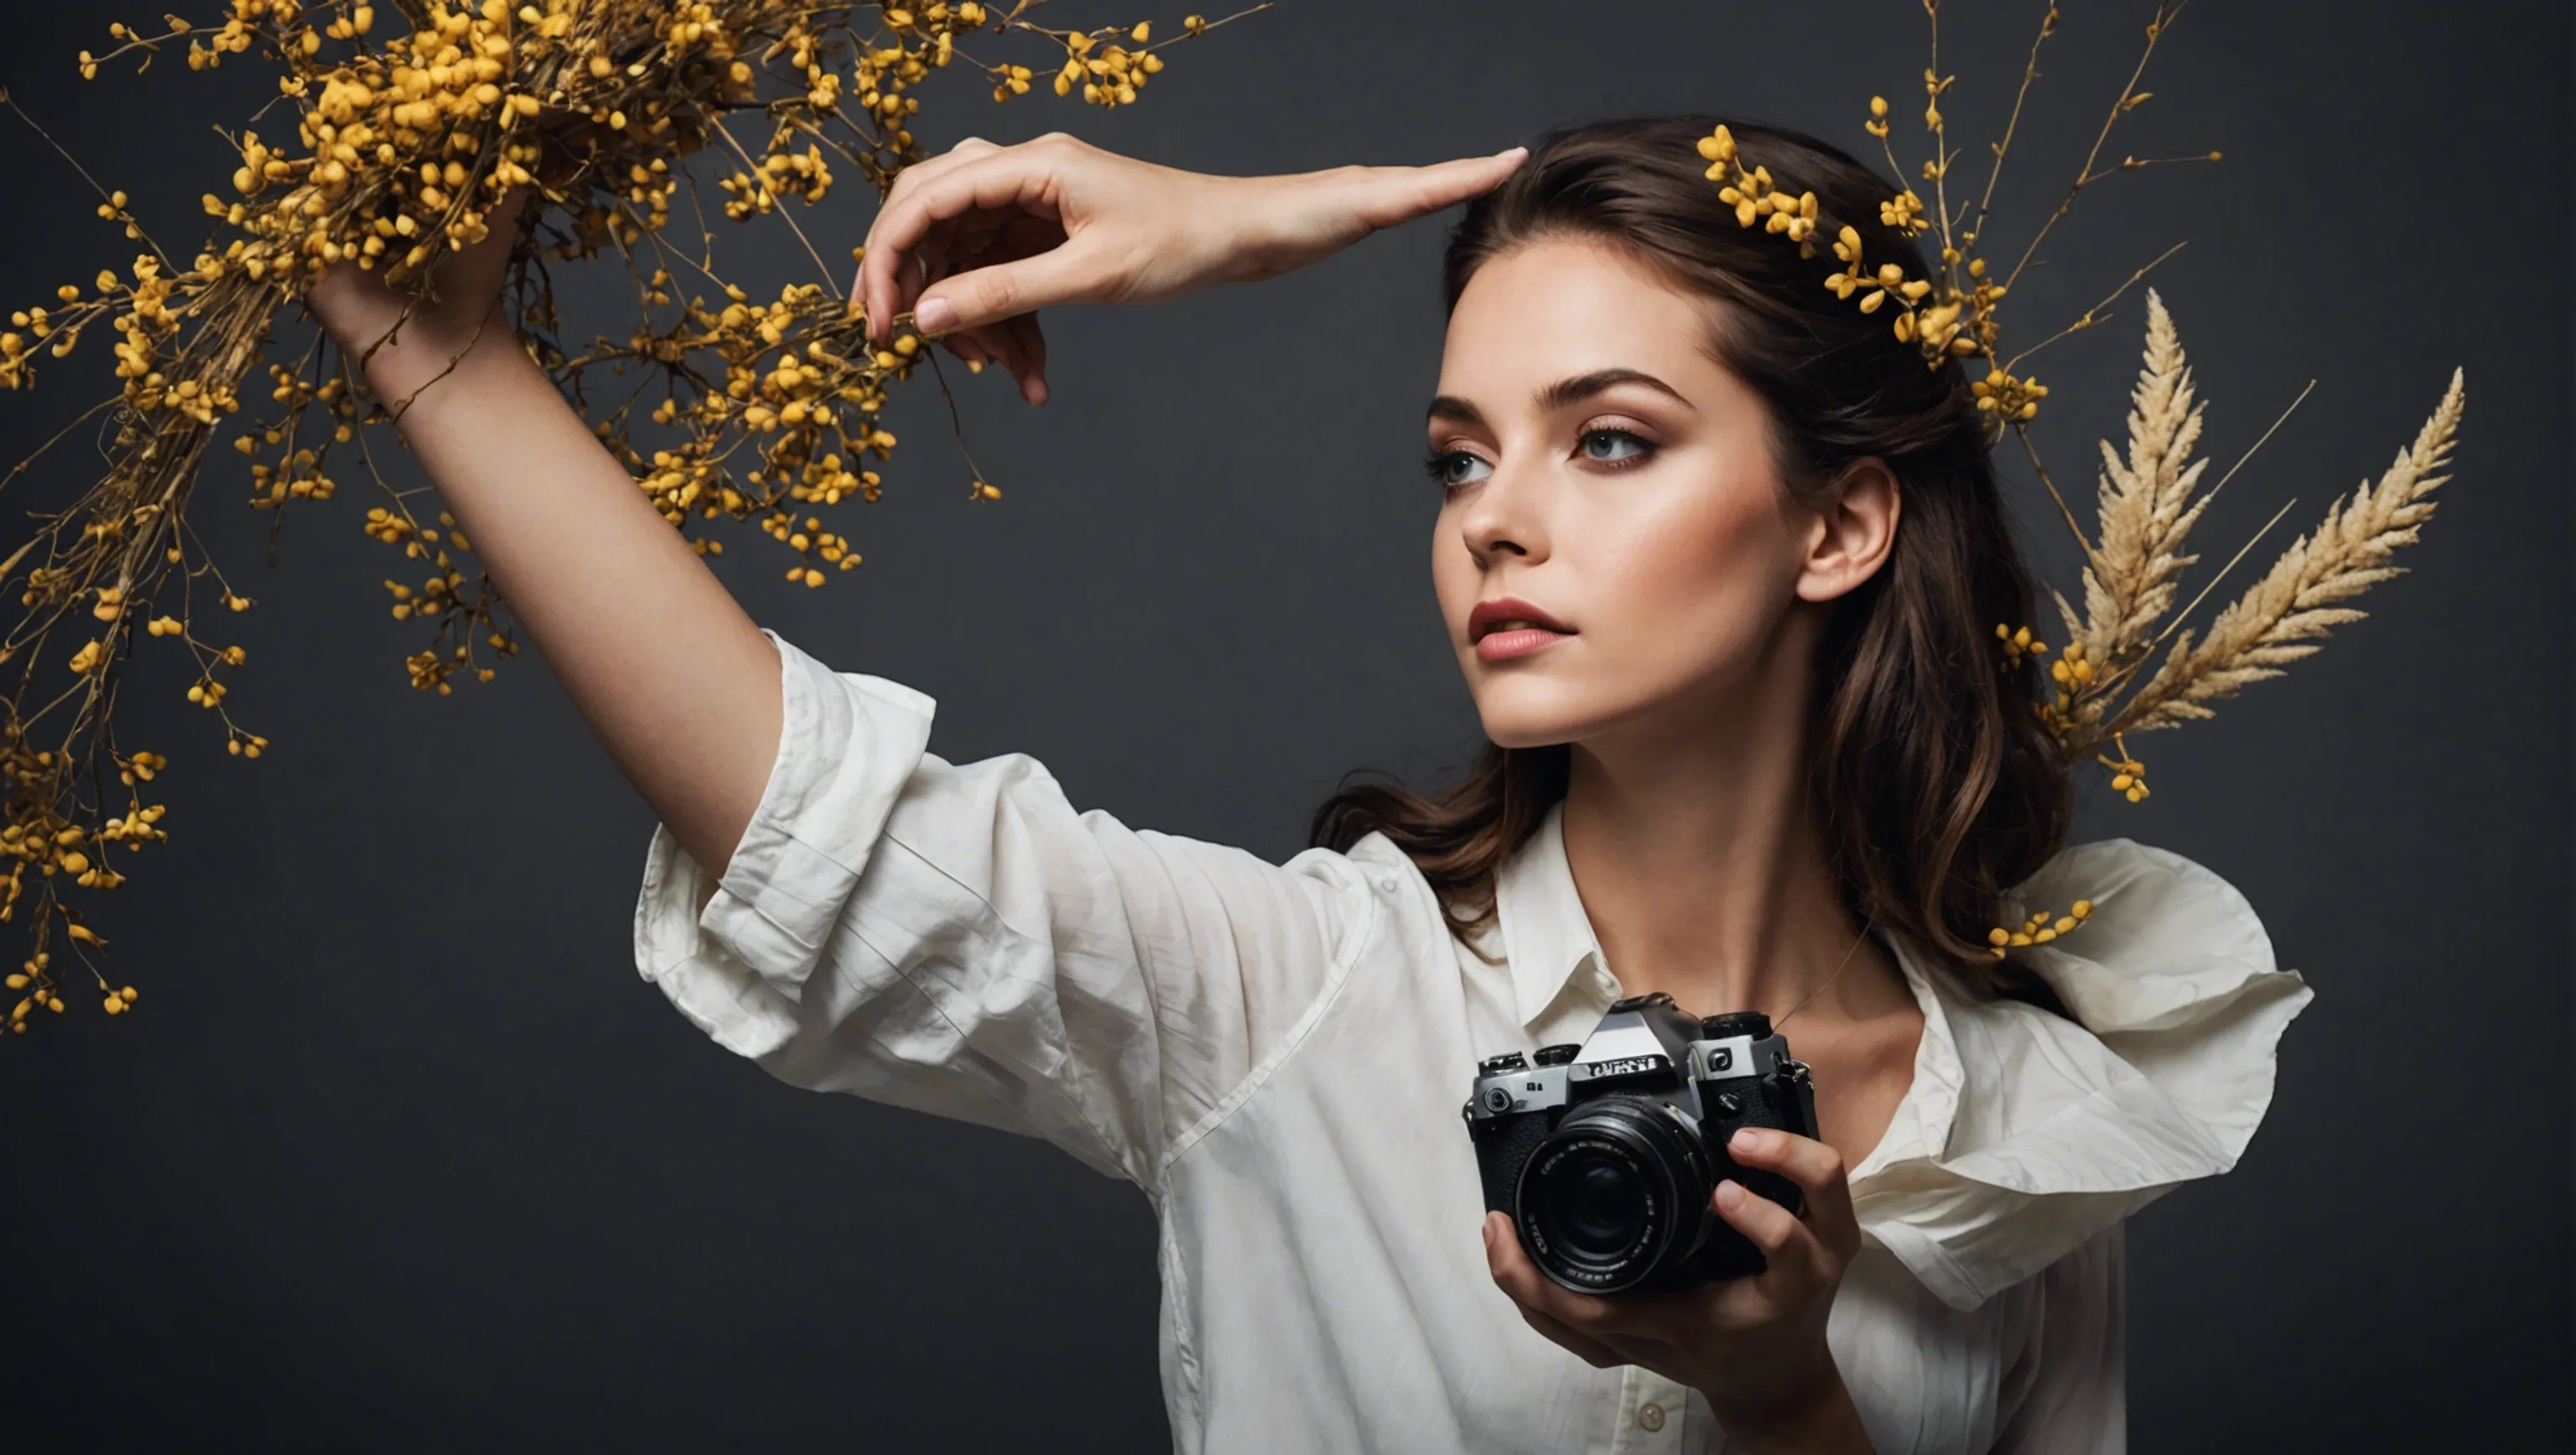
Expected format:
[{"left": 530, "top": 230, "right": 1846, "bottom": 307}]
[{"left": 1638, "top": 1402, "right": 1666, "bottom": 1432}]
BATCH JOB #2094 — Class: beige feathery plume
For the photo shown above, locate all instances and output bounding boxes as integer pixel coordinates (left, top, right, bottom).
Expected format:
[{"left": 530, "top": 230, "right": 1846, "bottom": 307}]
[
  {"left": 2106, "top": 369, "right": 2465, "bottom": 736},
  {"left": 2068, "top": 291, "right": 2212, "bottom": 685}
]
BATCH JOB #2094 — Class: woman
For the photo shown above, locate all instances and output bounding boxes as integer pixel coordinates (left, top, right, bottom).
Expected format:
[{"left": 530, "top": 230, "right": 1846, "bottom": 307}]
[{"left": 309, "top": 115, "right": 2309, "bottom": 1454}]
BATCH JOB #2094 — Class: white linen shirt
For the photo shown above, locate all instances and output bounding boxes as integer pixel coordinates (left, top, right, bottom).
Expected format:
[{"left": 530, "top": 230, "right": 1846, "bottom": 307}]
[{"left": 634, "top": 629, "right": 2314, "bottom": 1455}]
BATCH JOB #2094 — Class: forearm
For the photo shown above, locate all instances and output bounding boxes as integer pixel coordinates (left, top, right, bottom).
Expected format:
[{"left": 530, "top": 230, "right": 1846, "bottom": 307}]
[{"left": 366, "top": 327, "right": 781, "bottom": 879}]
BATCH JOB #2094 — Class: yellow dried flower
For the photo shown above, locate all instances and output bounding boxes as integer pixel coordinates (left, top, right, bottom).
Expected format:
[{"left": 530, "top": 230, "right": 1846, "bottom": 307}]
[
  {"left": 0, "top": 0, "right": 1256, "bottom": 1035},
  {"left": 1988, "top": 898, "right": 2095, "bottom": 957},
  {"left": 2097, "top": 743, "right": 2153, "bottom": 803}
]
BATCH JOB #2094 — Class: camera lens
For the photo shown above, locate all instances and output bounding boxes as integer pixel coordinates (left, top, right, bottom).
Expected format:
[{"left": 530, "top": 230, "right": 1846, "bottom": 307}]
[
  {"left": 1550, "top": 1151, "right": 1647, "bottom": 1252},
  {"left": 1514, "top": 1097, "right": 1714, "bottom": 1293}
]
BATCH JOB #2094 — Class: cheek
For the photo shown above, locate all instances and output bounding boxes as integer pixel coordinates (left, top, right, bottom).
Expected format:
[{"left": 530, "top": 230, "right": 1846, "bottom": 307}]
[{"left": 1582, "top": 475, "right": 1804, "bottom": 671}]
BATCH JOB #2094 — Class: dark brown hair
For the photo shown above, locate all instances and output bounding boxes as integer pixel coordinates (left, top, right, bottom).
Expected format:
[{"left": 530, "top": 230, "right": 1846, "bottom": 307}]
[{"left": 1308, "top": 114, "right": 2073, "bottom": 1002}]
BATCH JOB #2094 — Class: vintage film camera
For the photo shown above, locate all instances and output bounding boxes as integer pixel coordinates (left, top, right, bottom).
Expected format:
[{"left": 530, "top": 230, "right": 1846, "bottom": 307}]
[{"left": 1463, "top": 991, "right": 1820, "bottom": 1294}]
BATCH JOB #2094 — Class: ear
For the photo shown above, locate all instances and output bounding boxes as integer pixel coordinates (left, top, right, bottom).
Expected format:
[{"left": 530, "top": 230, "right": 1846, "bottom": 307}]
[{"left": 1794, "top": 458, "right": 1899, "bottom": 604}]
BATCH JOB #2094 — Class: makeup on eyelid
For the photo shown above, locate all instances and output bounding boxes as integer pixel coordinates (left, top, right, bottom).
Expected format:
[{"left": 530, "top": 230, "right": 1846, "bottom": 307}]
[{"left": 1421, "top": 427, "right": 1660, "bottom": 491}]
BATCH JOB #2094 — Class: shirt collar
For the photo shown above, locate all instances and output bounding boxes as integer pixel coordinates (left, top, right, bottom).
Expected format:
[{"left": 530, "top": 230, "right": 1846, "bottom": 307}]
[
  {"left": 1489, "top": 811, "right": 2314, "bottom": 1312},
  {"left": 1491, "top": 800, "right": 1963, "bottom": 1158},
  {"left": 1491, "top": 800, "right": 1607, "bottom": 1029}
]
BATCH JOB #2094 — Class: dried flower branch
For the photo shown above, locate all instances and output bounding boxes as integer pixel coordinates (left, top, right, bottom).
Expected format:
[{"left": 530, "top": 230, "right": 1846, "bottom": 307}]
[
  {"left": 1696, "top": 0, "right": 2217, "bottom": 455},
  {"left": 0, "top": 0, "right": 1265, "bottom": 1037},
  {"left": 2107, "top": 368, "right": 2464, "bottom": 738},
  {"left": 2075, "top": 290, "right": 2210, "bottom": 683},
  {"left": 1684, "top": 2, "right": 2467, "bottom": 954}
]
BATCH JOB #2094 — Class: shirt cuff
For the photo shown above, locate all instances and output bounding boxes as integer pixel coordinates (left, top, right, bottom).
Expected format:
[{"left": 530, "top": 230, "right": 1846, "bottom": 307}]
[{"left": 631, "top": 627, "right": 937, "bottom": 1060}]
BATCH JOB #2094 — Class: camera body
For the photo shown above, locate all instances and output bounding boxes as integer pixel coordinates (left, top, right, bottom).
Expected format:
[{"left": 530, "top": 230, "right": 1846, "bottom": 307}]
[{"left": 1463, "top": 991, "right": 1820, "bottom": 1294}]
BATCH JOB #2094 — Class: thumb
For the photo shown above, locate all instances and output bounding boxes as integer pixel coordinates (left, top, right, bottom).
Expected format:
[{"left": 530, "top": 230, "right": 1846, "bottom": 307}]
[
  {"left": 911, "top": 243, "right": 1097, "bottom": 336},
  {"left": 1347, "top": 146, "right": 1530, "bottom": 231},
  {"left": 434, "top": 186, "right": 532, "bottom": 303}
]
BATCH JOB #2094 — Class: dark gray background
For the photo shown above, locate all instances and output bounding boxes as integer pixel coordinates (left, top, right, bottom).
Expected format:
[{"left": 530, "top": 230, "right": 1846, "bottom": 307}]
[{"left": 2, "top": 2, "right": 2566, "bottom": 1450}]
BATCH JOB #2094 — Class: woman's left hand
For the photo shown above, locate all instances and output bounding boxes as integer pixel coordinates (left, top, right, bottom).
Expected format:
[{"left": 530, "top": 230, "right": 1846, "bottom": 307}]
[{"left": 1483, "top": 1125, "right": 1877, "bottom": 1452}]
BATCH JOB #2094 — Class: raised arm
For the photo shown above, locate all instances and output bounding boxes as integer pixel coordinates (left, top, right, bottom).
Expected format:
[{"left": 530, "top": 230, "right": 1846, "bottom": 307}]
[
  {"left": 309, "top": 192, "right": 780, "bottom": 880},
  {"left": 303, "top": 139, "right": 1527, "bottom": 879}
]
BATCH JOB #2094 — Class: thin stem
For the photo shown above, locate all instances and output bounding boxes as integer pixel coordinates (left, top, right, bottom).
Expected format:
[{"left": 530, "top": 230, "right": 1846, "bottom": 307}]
[
  {"left": 710, "top": 117, "right": 841, "bottom": 298},
  {"left": 2013, "top": 424, "right": 2096, "bottom": 558},
  {"left": 2075, "top": 153, "right": 2225, "bottom": 187},
  {"left": 2195, "top": 378, "right": 2315, "bottom": 514},
  {"left": 2073, "top": 382, "right": 2314, "bottom": 714},
  {"left": 0, "top": 91, "right": 177, "bottom": 275},
  {"left": 1923, "top": 0, "right": 1957, "bottom": 266},
  {"left": 2002, "top": 240, "right": 2187, "bottom": 374},
  {"left": 2002, "top": 0, "right": 2184, "bottom": 296},
  {"left": 2100, "top": 493, "right": 2300, "bottom": 720},
  {"left": 1970, "top": 3, "right": 2059, "bottom": 241},
  {"left": 0, "top": 398, "right": 120, "bottom": 496},
  {"left": 923, "top": 346, "right": 991, "bottom": 489}
]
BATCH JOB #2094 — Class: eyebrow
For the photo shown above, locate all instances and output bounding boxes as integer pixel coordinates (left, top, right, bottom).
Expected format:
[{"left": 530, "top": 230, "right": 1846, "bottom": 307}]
[{"left": 1425, "top": 367, "right": 1693, "bottom": 428}]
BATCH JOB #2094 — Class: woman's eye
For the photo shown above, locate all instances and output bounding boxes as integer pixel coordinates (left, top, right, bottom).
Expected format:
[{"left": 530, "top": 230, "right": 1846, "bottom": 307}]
[
  {"left": 1581, "top": 428, "right": 1652, "bottom": 465},
  {"left": 1422, "top": 448, "right": 1493, "bottom": 491}
]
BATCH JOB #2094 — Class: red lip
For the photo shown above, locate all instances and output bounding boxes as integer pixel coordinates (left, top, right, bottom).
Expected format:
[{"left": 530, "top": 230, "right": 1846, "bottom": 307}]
[{"left": 1468, "top": 596, "right": 1575, "bottom": 642}]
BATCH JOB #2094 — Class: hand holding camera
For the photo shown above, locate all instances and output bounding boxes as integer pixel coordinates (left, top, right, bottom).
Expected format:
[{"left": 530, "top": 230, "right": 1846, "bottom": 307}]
[{"left": 1469, "top": 992, "right": 1871, "bottom": 1447}]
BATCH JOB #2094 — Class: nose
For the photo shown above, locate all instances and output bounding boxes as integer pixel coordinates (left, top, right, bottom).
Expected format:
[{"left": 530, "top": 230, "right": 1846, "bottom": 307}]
[{"left": 1457, "top": 454, "right": 1546, "bottom": 567}]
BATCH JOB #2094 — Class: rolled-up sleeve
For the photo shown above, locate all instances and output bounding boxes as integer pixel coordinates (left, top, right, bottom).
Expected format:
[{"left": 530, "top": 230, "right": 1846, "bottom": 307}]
[
  {"left": 633, "top": 628, "right": 1374, "bottom": 1189},
  {"left": 1991, "top": 1220, "right": 2127, "bottom": 1453}
]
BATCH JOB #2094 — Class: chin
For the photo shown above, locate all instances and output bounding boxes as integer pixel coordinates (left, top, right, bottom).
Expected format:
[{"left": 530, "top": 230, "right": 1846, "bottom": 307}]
[{"left": 1469, "top": 681, "right": 1610, "bottom": 751}]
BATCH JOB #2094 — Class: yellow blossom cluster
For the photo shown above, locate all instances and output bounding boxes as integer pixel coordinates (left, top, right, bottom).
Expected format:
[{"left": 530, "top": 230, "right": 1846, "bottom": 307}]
[
  {"left": 2046, "top": 639, "right": 2096, "bottom": 704},
  {"left": 0, "top": 0, "right": 1264, "bottom": 1034},
  {"left": 1696, "top": 119, "right": 1988, "bottom": 369},
  {"left": 1711, "top": 4, "right": 2459, "bottom": 979},
  {"left": 1985, "top": 899, "right": 2093, "bottom": 959},
  {"left": 1049, "top": 21, "right": 1166, "bottom": 107},
  {"left": 1692, "top": 3, "right": 2215, "bottom": 439},
  {"left": 1696, "top": 126, "right": 1820, "bottom": 245},
  {"left": 1754, "top": 3, "right": 2216, "bottom": 954},
  {"left": 1993, "top": 621, "right": 2046, "bottom": 666},
  {"left": 2096, "top": 746, "right": 2151, "bottom": 803},
  {"left": 1996, "top": 623, "right": 2154, "bottom": 809}
]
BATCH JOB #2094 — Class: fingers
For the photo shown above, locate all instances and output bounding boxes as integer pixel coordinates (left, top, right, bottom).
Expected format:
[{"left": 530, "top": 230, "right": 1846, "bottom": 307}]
[
  {"left": 446, "top": 185, "right": 532, "bottom": 296},
  {"left": 913, "top": 234, "right": 1089, "bottom": 344},
  {"left": 1485, "top": 1213, "right": 1704, "bottom": 1374},
  {"left": 936, "top": 317, "right": 1046, "bottom": 404},
  {"left": 854, "top": 138, "right": 999, "bottom": 324},
  {"left": 996, "top": 310, "right": 1047, "bottom": 404},
  {"left": 480, "top": 184, "right": 533, "bottom": 237},
  {"left": 1514, "top": 1301, "right": 1628, "bottom": 1370},
  {"left": 860, "top": 148, "right": 1076, "bottom": 341},
  {"left": 1725, "top": 1126, "right": 1861, "bottom": 1260},
  {"left": 1485, "top": 1211, "right": 1680, "bottom": 1339},
  {"left": 1485, "top": 1213, "right": 1630, "bottom": 1364},
  {"left": 1346, "top": 146, "right": 1530, "bottom": 232},
  {"left": 1485, "top": 1210, "right": 1618, "bottom": 1325},
  {"left": 1711, "top": 1177, "right": 1814, "bottom": 1272}
]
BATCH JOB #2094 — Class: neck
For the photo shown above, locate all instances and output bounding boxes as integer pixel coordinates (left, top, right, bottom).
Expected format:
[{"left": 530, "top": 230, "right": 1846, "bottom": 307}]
[{"left": 1555, "top": 617, "right": 1891, "bottom": 1027}]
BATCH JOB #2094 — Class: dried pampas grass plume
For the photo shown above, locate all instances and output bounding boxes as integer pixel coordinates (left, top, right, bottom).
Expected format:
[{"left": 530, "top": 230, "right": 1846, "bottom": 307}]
[
  {"left": 2112, "top": 364, "right": 2464, "bottom": 737},
  {"left": 2019, "top": 286, "right": 2464, "bottom": 766},
  {"left": 1678, "top": 0, "right": 2470, "bottom": 959},
  {"left": 2067, "top": 290, "right": 2209, "bottom": 677}
]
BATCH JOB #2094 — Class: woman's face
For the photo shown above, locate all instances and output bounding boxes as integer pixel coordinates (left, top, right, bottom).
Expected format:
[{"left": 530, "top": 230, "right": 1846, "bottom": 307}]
[{"left": 1427, "top": 235, "right": 1871, "bottom": 753}]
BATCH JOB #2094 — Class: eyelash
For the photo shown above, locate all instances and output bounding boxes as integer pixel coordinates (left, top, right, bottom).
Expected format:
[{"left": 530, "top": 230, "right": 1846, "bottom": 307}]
[{"left": 1421, "top": 426, "right": 1659, "bottom": 493}]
